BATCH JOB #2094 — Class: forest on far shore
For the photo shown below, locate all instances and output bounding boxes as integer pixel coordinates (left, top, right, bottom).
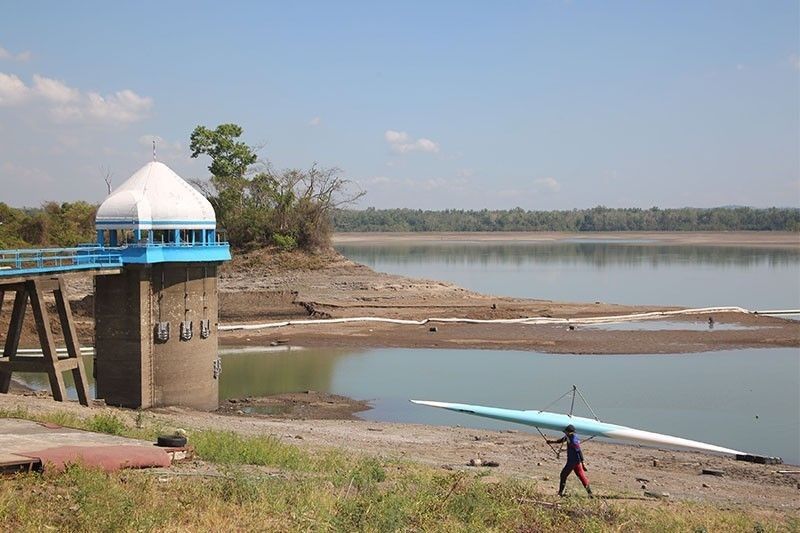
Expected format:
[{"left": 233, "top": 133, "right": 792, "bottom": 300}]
[
  {"left": 333, "top": 206, "right": 800, "bottom": 233},
  {"left": 1, "top": 203, "right": 798, "bottom": 250}
]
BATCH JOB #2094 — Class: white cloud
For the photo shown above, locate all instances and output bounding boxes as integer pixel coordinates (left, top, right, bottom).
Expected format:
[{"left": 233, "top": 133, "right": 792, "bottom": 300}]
[
  {"left": 0, "top": 72, "right": 30, "bottom": 105},
  {"left": 86, "top": 90, "right": 153, "bottom": 123},
  {"left": 32, "top": 74, "right": 80, "bottom": 103},
  {"left": 309, "top": 116, "right": 321, "bottom": 126},
  {"left": 360, "top": 175, "right": 392, "bottom": 185},
  {"left": 533, "top": 177, "right": 561, "bottom": 193},
  {"left": 0, "top": 71, "right": 152, "bottom": 123},
  {"left": 0, "top": 46, "right": 32, "bottom": 62},
  {"left": 456, "top": 168, "right": 474, "bottom": 178},
  {"left": 384, "top": 129, "right": 440, "bottom": 154}
]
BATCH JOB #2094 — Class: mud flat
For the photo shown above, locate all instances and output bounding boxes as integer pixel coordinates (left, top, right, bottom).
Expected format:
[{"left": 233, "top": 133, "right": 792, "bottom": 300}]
[{"left": 217, "top": 246, "right": 799, "bottom": 355}]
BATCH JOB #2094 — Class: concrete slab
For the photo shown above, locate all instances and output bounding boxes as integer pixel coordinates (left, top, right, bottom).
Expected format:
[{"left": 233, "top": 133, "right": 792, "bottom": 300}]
[{"left": 0, "top": 418, "right": 172, "bottom": 472}]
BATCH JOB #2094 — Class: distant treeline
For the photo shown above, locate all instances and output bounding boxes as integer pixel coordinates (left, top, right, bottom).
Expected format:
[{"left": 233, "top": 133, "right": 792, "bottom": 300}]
[
  {"left": 0, "top": 202, "right": 97, "bottom": 249},
  {"left": 333, "top": 206, "right": 800, "bottom": 232}
]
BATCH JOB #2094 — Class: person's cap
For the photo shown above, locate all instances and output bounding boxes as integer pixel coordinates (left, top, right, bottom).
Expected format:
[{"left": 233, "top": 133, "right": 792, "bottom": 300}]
[{"left": 564, "top": 424, "right": 576, "bottom": 433}]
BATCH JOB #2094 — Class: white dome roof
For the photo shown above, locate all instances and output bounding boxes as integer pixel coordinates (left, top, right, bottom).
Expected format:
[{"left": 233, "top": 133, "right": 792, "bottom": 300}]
[{"left": 95, "top": 161, "right": 216, "bottom": 230}]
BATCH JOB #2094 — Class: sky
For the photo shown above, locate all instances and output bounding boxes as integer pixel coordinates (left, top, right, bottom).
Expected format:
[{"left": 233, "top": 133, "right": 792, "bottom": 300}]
[{"left": 1, "top": 1, "right": 798, "bottom": 210}]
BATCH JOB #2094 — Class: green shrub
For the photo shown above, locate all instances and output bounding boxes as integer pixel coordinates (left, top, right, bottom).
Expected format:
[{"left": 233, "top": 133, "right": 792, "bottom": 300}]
[{"left": 271, "top": 233, "right": 297, "bottom": 251}]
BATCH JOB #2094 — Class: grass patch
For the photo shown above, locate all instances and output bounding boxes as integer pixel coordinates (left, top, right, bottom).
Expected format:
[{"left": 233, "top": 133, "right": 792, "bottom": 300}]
[
  {"left": 190, "top": 429, "right": 307, "bottom": 470},
  {"left": 0, "top": 408, "right": 794, "bottom": 532}
]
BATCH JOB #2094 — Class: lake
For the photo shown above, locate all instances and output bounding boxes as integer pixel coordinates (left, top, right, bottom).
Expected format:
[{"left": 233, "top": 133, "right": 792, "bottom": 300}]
[
  {"left": 218, "top": 346, "right": 799, "bottom": 464},
  {"left": 20, "top": 346, "right": 799, "bottom": 464},
  {"left": 334, "top": 240, "right": 800, "bottom": 310}
]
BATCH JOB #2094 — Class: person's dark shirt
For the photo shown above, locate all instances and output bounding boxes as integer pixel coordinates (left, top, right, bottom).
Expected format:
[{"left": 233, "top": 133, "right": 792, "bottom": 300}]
[{"left": 566, "top": 433, "right": 584, "bottom": 464}]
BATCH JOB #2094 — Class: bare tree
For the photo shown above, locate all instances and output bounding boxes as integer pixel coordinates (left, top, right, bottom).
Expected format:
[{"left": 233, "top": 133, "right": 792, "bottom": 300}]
[{"left": 100, "top": 166, "right": 113, "bottom": 195}]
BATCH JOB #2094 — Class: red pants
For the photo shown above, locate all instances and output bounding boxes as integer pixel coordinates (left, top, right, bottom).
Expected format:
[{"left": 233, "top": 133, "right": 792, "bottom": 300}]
[{"left": 560, "top": 462, "right": 590, "bottom": 488}]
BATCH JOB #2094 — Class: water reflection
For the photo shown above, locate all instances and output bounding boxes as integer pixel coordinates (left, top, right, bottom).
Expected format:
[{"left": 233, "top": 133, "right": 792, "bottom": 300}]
[
  {"left": 336, "top": 242, "right": 800, "bottom": 309},
  {"left": 336, "top": 242, "right": 800, "bottom": 269},
  {"left": 219, "top": 347, "right": 359, "bottom": 400}
]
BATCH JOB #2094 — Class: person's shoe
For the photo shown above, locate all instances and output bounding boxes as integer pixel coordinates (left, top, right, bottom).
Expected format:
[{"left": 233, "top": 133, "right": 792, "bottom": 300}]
[{"left": 586, "top": 486, "right": 594, "bottom": 499}]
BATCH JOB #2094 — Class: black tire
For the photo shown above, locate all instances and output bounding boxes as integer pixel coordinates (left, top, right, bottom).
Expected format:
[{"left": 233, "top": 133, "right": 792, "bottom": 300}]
[{"left": 156, "top": 435, "right": 187, "bottom": 448}]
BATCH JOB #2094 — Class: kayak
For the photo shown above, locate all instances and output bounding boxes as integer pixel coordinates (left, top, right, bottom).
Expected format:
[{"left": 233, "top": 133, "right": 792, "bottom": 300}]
[{"left": 411, "top": 399, "right": 745, "bottom": 456}]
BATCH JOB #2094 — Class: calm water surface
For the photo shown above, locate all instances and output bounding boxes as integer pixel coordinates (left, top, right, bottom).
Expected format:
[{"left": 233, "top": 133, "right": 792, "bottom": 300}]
[
  {"left": 16, "top": 346, "right": 799, "bottom": 463},
  {"left": 217, "top": 346, "right": 799, "bottom": 464},
  {"left": 335, "top": 241, "right": 800, "bottom": 310}
]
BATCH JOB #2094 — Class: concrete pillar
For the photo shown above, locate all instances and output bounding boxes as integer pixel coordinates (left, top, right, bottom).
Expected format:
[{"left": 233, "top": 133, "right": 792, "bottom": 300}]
[{"left": 94, "top": 263, "right": 220, "bottom": 410}]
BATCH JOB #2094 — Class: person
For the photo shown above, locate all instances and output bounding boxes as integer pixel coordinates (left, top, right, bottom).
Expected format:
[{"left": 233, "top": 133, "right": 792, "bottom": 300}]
[{"left": 546, "top": 424, "right": 593, "bottom": 497}]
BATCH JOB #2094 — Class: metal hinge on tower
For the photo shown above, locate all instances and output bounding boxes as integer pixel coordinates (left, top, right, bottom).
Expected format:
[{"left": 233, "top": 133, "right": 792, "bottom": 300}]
[
  {"left": 212, "top": 357, "right": 222, "bottom": 379},
  {"left": 200, "top": 319, "right": 210, "bottom": 339}
]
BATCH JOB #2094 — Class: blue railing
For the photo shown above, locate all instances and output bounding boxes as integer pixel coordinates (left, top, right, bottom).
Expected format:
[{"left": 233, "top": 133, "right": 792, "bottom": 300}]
[
  {"left": 0, "top": 247, "right": 123, "bottom": 277},
  {"left": 0, "top": 240, "right": 231, "bottom": 276}
]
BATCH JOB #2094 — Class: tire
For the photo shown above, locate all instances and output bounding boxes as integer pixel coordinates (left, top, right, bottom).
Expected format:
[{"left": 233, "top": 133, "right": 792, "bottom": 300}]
[{"left": 156, "top": 435, "right": 187, "bottom": 448}]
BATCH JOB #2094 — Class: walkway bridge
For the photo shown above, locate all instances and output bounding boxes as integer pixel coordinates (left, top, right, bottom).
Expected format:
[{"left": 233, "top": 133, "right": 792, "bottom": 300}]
[
  {"left": 0, "top": 247, "right": 123, "bottom": 280},
  {"left": 0, "top": 246, "right": 127, "bottom": 407}
]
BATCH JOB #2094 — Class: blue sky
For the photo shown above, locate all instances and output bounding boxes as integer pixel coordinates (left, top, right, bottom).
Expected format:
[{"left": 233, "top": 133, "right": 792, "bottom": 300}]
[{"left": 1, "top": 1, "right": 798, "bottom": 209}]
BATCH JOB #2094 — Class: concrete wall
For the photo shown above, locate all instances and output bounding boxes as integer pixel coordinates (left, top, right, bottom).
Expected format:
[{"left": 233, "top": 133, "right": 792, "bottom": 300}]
[
  {"left": 95, "top": 267, "right": 151, "bottom": 408},
  {"left": 94, "top": 263, "right": 220, "bottom": 410}
]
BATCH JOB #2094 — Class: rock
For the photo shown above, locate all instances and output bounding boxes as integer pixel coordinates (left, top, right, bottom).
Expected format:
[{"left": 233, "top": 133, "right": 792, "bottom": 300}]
[
  {"left": 473, "top": 435, "right": 481, "bottom": 441},
  {"left": 635, "top": 477, "right": 650, "bottom": 483},
  {"left": 644, "top": 490, "right": 670, "bottom": 499},
  {"left": 429, "top": 326, "right": 438, "bottom": 332},
  {"left": 641, "top": 484, "right": 647, "bottom": 489},
  {"left": 652, "top": 459, "right": 659, "bottom": 467},
  {"left": 702, "top": 483, "right": 710, "bottom": 488},
  {"left": 701, "top": 468, "right": 725, "bottom": 477}
]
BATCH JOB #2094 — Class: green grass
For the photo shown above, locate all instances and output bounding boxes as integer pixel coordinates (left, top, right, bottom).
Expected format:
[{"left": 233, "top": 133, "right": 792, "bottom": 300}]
[{"left": 0, "top": 407, "right": 795, "bottom": 532}]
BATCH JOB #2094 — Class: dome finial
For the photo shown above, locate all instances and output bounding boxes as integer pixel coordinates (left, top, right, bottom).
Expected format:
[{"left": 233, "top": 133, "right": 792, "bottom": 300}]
[{"left": 152, "top": 139, "right": 157, "bottom": 162}]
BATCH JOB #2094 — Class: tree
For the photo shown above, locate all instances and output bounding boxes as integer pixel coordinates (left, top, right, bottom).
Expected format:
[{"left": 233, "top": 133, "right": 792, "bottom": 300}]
[
  {"left": 190, "top": 124, "right": 257, "bottom": 180},
  {"left": 189, "top": 123, "right": 365, "bottom": 250}
]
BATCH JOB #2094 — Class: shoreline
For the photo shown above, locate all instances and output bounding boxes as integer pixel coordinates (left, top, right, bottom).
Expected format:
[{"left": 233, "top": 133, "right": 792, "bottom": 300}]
[
  {"left": 333, "top": 230, "right": 800, "bottom": 248},
  {"left": 2, "top": 392, "right": 797, "bottom": 517}
]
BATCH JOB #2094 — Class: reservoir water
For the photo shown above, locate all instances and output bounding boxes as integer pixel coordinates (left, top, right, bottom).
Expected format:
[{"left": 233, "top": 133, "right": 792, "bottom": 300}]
[
  {"left": 335, "top": 240, "right": 800, "bottom": 310},
  {"left": 14, "top": 238, "right": 800, "bottom": 463},
  {"left": 19, "top": 346, "right": 798, "bottom": 463},
  {"left": 218, "top": 346, "right": 799, "bottom": 464}
]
